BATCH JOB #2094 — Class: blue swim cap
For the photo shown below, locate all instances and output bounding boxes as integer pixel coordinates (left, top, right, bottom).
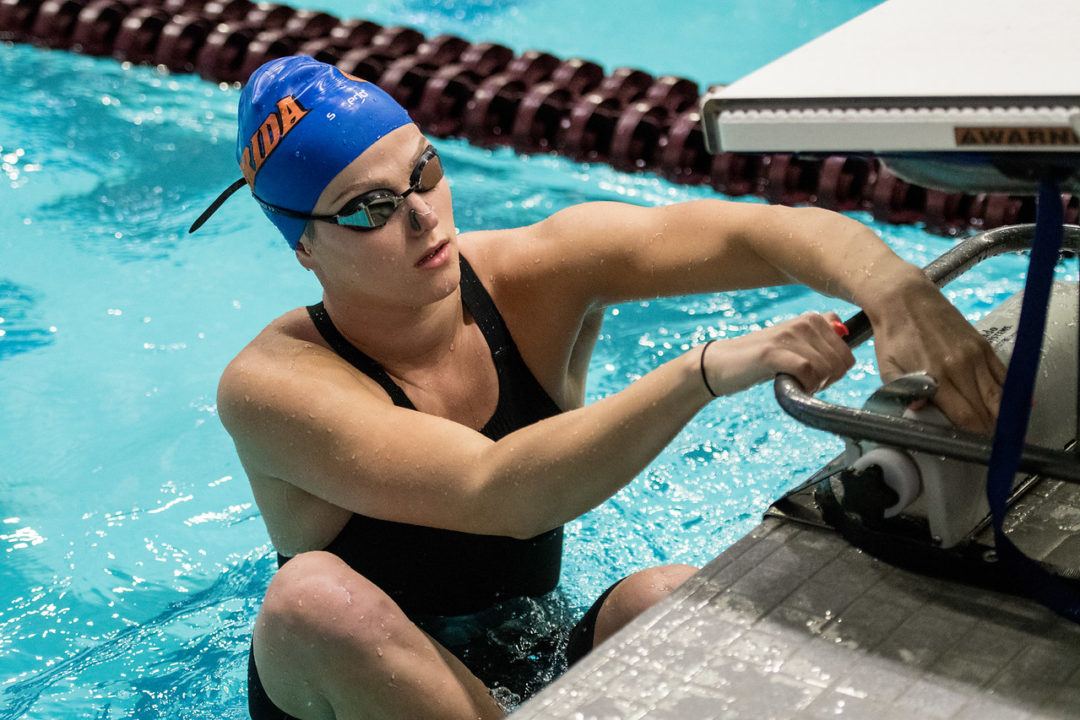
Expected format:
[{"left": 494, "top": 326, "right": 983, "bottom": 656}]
[{"left": 189, "top": 56, "right": 414, "bottom": 248}]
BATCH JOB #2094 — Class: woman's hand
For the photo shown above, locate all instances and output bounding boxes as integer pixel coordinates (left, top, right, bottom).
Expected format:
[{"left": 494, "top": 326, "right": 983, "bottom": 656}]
[
  {"left": 867, "top": 279, "right": 1006, "bottom": 434},
  {"left": 702, "top": 311, "right": 856, "bottom": 397}
]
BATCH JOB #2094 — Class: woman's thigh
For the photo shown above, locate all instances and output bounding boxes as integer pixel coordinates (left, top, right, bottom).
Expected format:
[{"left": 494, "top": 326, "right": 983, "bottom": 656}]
[{"left": 250, "top": 551, "right": 504, "bottom": 720}]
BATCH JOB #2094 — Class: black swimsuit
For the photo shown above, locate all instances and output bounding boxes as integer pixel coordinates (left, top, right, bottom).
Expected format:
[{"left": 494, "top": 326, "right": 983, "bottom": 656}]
[{"left": 247, "top": 253, "right": 622, "bottom": 718}]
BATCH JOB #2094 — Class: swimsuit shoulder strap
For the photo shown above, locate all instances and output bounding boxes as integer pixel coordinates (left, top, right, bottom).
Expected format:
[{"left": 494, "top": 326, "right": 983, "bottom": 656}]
[
  {"left": 457, "top": 253, "right": 513, "bottom": 361},
  {"left": 306, "top": 302, "right": 416, "bottom": 410}
]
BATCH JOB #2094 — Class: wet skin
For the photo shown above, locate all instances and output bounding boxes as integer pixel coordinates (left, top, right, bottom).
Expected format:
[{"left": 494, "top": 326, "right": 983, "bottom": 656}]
[{"left": 218, "top": 123, "right": 1006, "bottom": 719}]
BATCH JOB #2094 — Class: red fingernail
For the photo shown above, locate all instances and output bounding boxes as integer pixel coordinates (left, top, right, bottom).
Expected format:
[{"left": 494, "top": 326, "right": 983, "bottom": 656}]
[{"left": 830, "top": 320, "right": 849, "bottom": 338}]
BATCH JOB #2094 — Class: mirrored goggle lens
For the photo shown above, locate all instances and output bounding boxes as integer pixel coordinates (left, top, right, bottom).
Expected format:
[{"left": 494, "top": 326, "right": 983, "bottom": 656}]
[
  {"left": 417, "top": 153, "right": 443, "bottom": 191},
  {"left": 337, "top": 196, "right": 401, "bottom": 228}
]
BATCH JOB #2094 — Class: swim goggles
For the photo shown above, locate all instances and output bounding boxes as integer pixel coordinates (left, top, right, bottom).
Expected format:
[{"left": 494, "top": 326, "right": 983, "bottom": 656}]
[{"left": 188, "top": 145, "right": 443, "bottom": 234}]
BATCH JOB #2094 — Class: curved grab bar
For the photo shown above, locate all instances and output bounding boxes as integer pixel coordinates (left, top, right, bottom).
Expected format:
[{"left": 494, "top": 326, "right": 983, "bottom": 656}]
[{"left": 773, "top": 224, "right": 1080, "bottom": 483}]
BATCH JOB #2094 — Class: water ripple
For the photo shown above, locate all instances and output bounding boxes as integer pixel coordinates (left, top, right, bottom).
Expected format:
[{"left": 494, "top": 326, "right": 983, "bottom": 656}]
[
  {"left": 0, "top": 551, "right": 272, "bottom": 720},
  {"left": 0, "top": 281, "right": 54, "bottom": 361}
]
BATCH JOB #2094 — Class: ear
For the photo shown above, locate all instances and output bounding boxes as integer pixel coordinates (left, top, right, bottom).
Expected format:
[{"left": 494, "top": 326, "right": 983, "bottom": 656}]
[{"left": 295, "top": 237, "right": 316, "bottom": 271}]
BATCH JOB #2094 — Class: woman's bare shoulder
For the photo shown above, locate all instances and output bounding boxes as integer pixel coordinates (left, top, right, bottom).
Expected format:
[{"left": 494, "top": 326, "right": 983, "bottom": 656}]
[
  {"left": 455, "top": 224, "right": 555, "bottom": 293},
  {"left": 216, "top": 307, "right": 384, "bottom": 430}
]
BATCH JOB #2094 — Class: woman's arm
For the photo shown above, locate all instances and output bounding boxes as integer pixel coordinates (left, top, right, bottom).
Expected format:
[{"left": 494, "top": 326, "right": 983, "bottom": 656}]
[
  {"left": 530, "top": 200, "right": 1005, "bottom": 433},
  {"left": 219, "top": 311, "right": 852, "bottom": 540}
]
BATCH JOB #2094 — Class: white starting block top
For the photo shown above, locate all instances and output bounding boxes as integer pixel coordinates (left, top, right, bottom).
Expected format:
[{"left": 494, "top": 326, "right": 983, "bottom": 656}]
[{"left": 700, "top": 0, "right": 1080, "bottom": 191}]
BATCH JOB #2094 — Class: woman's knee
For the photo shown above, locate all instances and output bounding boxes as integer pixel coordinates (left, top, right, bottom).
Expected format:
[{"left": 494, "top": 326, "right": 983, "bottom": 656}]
[
  {"left": 251, "top": 553, "right": 417, "bottom": 719},
  {"left": 593, "top": 563, "right": 699, "bottom": 646},
  {"left": 253, "top": 552, "right": 503, "bottom": 720},
  {"left": 614, "top": 563, "right": 698, "bottom": 610},
  {"left": 256, "top": 551, "right": 406, "bottom": 662}
]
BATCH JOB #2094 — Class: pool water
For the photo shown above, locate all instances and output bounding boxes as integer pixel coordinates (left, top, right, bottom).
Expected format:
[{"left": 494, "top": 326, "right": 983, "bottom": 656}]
[{"left": 0, "top": 2, "right": 1070, "bottom": 717}]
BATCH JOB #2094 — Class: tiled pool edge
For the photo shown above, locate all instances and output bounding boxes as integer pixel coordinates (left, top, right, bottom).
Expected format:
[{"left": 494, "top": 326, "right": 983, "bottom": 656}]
[{"left": 510, "top": 519, "right": 1080, "bottom": 719}]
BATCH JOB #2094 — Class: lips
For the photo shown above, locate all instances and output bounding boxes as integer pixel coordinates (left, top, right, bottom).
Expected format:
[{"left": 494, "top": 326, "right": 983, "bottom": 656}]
[{"left": 415, "top": 239, "right": 449, "bottom": 267}]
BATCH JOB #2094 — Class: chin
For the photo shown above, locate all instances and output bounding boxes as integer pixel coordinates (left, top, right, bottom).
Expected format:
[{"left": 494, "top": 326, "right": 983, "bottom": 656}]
[
  {"left": 434, "top": 260, "right": 462, "bottom": 298},
  {"left": 404, "top": 265, "right": 460, "bottom": 310}
]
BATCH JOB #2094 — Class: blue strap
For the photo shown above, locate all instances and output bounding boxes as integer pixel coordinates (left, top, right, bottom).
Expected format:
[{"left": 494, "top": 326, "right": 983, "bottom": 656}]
[{"left": 984, "top": 177, "right": 1080, "bottom": 622}]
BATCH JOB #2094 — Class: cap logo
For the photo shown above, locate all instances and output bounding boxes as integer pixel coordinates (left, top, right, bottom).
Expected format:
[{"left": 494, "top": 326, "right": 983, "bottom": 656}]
[{"left": 240, "top": 95, "right": 310, "bottom": 186}]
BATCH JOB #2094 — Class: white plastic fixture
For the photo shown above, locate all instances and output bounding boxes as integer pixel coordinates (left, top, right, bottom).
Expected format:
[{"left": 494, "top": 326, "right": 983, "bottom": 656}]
[{"left": 700, "top": 0, "right": 1080, "bottom": 193}]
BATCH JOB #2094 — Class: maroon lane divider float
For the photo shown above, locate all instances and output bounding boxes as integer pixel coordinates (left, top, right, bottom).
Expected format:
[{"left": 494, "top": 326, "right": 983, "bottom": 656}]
[{"left": 3, "top": 0, "right": 1076, "bottom": 233}]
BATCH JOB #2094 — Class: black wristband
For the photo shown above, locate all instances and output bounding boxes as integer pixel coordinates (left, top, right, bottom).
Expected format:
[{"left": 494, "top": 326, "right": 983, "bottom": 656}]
[{"left": 700, "top": 340, "right": 718, "bottom": 398}]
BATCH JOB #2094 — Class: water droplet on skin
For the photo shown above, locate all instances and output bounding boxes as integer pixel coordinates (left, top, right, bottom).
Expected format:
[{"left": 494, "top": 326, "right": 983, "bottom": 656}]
[{"left": 376, "top": 646, "right": 383, "bottom": 657}]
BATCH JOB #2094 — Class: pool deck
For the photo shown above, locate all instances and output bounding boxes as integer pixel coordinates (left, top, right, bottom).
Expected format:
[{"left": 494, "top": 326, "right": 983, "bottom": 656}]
[{"left": 509, "top": 499, "right": 1080, "bottom": 719}]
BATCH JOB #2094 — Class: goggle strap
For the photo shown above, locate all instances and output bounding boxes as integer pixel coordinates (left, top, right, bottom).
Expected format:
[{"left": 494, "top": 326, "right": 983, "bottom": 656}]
[
  {"left": 188, "top": 178, "right": 248, "bottom": 234},
  {"left": 187, "top": 147, "right": 441, "bottom": 234}
]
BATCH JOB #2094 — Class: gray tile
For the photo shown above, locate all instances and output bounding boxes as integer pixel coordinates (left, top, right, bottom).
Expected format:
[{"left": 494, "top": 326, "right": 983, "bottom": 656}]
[
  {"left": 783, "top": 634, "right": 871, "bottom": 687},
  {"left": 629, "top": 604, "right": 692, "bottom": 643},
  {"left": 876, "top": 607, "right": 977, "bottom": 669},
  {"left": 686, "top": 659, "right": 739, "bottom": 694},
  {"left": 863, "top": 569, "right": 935, "bottom": 610},
  {"left": 988, "top": 672, "right": 1068, "bottom": 710},
  {"left": 802, "top": 689, "right": 893, "bottom": 719},
  {"left": 507, "top": 692, "right": 557, "bottom": 720},
  {"left": 1038, "top": 684, "right": 1080, "bottom": 720},
  {"left": 777, "top": 651, "right": 842, "bottom": 691},
  {"left": 703, "top": 521, "right": 790, "bottom": 574},
  {"left": 571, "top": 656, "right": 633, "bottom": 687},
  {"left": 1045, "top": 502, "right": 1080, "bottom": 530},
  {"left": 757, "top": 604, "right": 830, "bottom": 641},
  {"left": 1033, "top": 710, "right": 1080, "bottom": 720},
  {"left": 511, "top": 518, "right": 1080, "bottom": 720},
  {"left": 635, "top": 641, "right": 710, "bottom": 678},
  {"left": 603, "top": 662, "right": 674, "bottom": 702},
  {"left": 523, "top": 686, "right": 591, "bottom": 719},
  {"left": 1006, "top": 641, "right": 1080, "bottom": 684},
  {"left": 729, "top": 562, "right": 807, "bottom": 612},
  {"left": 696, "top": 590, "right": 774, "bottom": 628},
  {"left": 929, "top": 652, "right": 1007, "bottom": 686},
  {"left": 757, "top": 538, "right": 837, "bottom": 582},
  {"left": 1005, "top": 522, "right": 1069, "bottom": 562},
  {"left": 650, "top": 683, "right": 735, "bottom": 720},
  {"left": 680, "top": 576, "right": 737, "bottom": 611},
  {"left": 819, "top": 596, "right": 909, "bottom": 651},
  {"left": 707, "top": 543, "right": 785, "bottom": 590},
  {"left": 740, "top": 672, "right": 822, "bottom": 718},
  {"left": 691, "top": 659, "right": 821, "bottom": 719},
  {"left": 951, "top": 696, "right": 1035, "bottom": 720},
  {"left": 892, "top": 677, "right": 972, "bottom": 719},
  {"left": 831, "top": 656, "right": 921, "bottom": 703},
  {"left": 719, "top": 628, "right": 802, "bottom": 673},
  {"left": 666, "top": 616, "right": 743, "bottom": 651},
  {"left": 782, "top": 578, "right": 865, "bottom": 619},
  {"left": 562, "top": 694, "right": 647, "bottom": 720},
  {"left": 946, "top": 623, "right": 1029, "bottom": 666},
  {"left": 787, "top": 526, "right": 849, "bottom": 555},
  {"left": 810, "top": 552, "right": 888, "bottom": 597}
]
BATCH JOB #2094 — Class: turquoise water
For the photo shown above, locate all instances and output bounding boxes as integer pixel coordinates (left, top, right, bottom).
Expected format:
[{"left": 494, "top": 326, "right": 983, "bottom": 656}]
[{"left": 0, "top": 1, "right": 1062, "bottom": 717}]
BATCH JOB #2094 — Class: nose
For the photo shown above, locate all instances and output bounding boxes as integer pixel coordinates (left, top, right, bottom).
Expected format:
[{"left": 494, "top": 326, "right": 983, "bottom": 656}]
[{"left": 406, "top": 194, "right": 437, "bottom": 233}]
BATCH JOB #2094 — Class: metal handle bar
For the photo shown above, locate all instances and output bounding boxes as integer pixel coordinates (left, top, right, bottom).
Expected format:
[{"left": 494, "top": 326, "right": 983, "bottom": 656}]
[{"left": 773, "top": 224, "right": 1080, "bottom": 483}]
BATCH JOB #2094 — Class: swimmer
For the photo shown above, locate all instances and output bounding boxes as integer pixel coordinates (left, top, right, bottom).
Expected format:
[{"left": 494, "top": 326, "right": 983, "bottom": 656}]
[{"left": 192, "top": 56, "right": 1006, "bottom": 720}]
